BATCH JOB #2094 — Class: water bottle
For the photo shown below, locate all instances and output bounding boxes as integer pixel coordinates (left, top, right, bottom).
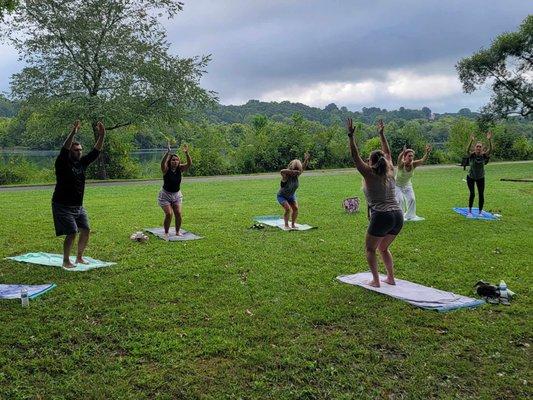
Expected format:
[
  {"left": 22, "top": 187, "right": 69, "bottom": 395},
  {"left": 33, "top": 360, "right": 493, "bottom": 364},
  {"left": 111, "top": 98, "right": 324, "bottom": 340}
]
[{"left": 21, "top": 287, "right": 29, "bottom": 307}]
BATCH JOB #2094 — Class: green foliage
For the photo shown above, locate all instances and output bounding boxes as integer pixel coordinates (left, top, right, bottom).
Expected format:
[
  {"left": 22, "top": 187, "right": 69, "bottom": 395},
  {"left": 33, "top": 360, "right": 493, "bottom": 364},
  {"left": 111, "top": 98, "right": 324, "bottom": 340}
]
[
  {"left": 4, "top": 0, "right": 215, "bottom": 178},
  {"left": 456, "top": 15, "right": 533, "bottom": 119},
  {"left": 87, "top": 130, "right": 140, "bottom": 180},
  {"left": 447, "top": 118, "right": 479, "bottom": 160},
  {"left": 0, "top": 156, "right": 53, "bottom": 184}
]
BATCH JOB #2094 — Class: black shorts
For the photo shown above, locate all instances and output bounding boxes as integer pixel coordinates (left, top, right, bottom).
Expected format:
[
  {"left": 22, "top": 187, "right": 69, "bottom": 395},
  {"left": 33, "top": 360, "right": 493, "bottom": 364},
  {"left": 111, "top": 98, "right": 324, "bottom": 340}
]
[
  {"left": 52, "top": 202, "right": 90, "bottom": 236},
  {"left": 367, "top": 209, "right": 403, "bottom": 237}
]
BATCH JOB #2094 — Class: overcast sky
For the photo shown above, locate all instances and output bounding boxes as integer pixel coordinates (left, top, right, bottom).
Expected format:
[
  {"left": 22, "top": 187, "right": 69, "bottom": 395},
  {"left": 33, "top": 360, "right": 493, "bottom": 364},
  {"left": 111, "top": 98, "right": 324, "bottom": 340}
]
[{"left": 0, "top": 0, "right": 531, "bottom": 113}]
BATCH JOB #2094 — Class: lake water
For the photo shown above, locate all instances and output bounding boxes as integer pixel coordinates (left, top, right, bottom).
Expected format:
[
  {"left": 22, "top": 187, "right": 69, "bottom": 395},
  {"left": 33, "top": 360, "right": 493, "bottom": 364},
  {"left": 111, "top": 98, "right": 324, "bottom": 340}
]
[{"left": 0, "top": 149, "right": 163, "bottom": 167}]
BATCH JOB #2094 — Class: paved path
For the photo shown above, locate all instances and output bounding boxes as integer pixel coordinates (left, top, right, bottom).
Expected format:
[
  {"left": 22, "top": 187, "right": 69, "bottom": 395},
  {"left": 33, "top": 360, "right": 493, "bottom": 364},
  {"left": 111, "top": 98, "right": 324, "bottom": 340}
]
[{"left": 0, "top": 160, "right": 531, "bottom": 192}]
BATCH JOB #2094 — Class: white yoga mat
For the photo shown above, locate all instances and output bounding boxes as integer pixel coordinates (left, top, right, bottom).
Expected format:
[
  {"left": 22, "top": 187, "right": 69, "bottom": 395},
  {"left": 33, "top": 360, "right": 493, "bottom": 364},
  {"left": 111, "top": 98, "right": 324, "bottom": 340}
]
[
  {"left": 6, "top": 252, "right": 115, "bottom": 271},
  {"left": 144, "top": 227, "right": 203, "bottom": 241},
  {"left": 337, "top": 272, "right": 484, "bottom": 312},
  {"left": 253, "top": 216, "right": 316, "bottom": 231}
]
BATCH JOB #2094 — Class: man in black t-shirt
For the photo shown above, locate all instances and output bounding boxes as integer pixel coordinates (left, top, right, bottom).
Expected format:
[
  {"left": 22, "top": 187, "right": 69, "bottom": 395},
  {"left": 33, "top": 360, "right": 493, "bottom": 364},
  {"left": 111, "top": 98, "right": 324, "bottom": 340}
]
[{"left": 52, "top": 120, "right": 106, "bottom": 268}]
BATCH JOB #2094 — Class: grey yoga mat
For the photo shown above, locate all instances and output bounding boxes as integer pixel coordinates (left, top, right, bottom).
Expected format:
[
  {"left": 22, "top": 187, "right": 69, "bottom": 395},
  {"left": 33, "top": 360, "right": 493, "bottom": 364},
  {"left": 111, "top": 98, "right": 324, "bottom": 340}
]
[
  {"left": 144, "top": 227, "right": 203, "bottom": 241},
  {"left": 337, "top": 272, "right": 484, "bottom": 312}
]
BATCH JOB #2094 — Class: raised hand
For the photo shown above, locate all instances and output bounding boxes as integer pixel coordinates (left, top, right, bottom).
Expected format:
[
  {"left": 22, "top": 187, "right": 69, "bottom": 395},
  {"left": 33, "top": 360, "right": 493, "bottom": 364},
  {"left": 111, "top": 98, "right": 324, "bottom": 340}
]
[
  {"left": 403, "top": 144, "right": 407, "bottom": 152},
  {"left": 469, "top": 133, "right": 475, "bottom": 141},
  {"left": 304, "top": 151, "right": 311, "bottom": 161},
  {"left": 486, "top": 131, "right": 493, "bottom": 140},
  {"left": 167, "top": 141, "right": 171, "bottom": 153},
  {"left": 425, "top": 144, "right": 432, "bottom": 153},
  {"left": 96, "top": 121, "right": 106, "bottom": 137},
  {"left": 72, "top": 120, "right": 81, "bottom": 134},
  {"left": 377, "top": 119, "right": 384, "bottom": 134},
  {"left": 182, "top": 143, "right": 189, "bottom": 153},
  {"left": 346, "top": 118, "right": 355, "bottom": 135}
]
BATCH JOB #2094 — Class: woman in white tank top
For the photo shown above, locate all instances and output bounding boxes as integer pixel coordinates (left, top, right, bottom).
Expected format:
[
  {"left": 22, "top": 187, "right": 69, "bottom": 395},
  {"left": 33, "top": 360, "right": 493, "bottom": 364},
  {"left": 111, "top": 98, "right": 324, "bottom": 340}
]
[{"left": 395, "top": 144, "right": 431, "bottom": 221}]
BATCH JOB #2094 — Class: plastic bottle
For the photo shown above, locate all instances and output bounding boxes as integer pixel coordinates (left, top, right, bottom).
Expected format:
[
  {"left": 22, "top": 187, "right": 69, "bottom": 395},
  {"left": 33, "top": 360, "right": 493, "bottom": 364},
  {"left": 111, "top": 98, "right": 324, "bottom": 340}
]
[{"left": 21, "top": 287, "right": 29, "bottom": 307}]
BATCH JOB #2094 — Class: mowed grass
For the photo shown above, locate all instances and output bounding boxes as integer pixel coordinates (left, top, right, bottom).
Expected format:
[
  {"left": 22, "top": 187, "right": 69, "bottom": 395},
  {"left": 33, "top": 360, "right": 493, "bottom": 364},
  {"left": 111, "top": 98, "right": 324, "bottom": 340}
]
[{"left": 0, "top": 162, "right": 531, "bottom": 399}]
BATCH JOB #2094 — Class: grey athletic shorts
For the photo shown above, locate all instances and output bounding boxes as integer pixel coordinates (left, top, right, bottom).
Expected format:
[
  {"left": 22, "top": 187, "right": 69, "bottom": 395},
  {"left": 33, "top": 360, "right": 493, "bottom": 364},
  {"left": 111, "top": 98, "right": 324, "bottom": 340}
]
[
  {"left": 52, "top": 202, "right": 90, "bottom": 236},
  {"left": 367, "top": 209, "right": 403, "bottom": 237},
  {"left": 158, "top": 188, "right": 183, "bottom": 207}
]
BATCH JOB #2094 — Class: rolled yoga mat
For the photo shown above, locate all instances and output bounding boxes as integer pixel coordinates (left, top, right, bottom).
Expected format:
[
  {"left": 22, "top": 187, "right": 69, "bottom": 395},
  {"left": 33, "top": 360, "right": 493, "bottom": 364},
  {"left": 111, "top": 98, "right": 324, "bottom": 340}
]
[
  {"left": 253, "top": 216, "right": 316, "bottom": 231},
  {"left": 337, "top": 272, "right": 485, "bottom": 312},
  {"left": 144, "top": 227, "right": 203, "bottom": 241},
  {"left": 0, "top": 283, "right": 56, "bottom": 300},
  {"left": 6, "top": 252, "right": 115, "bottom": 271}
]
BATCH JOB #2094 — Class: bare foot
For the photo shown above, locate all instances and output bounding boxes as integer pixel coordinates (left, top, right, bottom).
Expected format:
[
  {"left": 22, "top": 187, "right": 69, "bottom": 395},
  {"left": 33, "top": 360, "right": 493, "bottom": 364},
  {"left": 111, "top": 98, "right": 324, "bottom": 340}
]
[
  {"left": 291, "top": 224, "right": 297, "bottom": 229},
  {"left": 368, "top": 280, "right": 380, "bottom": 288},
  {"left": 175, "top": 230, "right": 183, "bottom": 236},
  {"left": 382, "top": 277, "right": 396, "bottom": 285},
  {"left": 284, "top": 225, "right": 290, "bottom": 230},
  {"left": 163, "top": 232, "right": 170, "bottom": 241},
  {"left": 75, "top": 257, "right": 89, "bottom": 265},
  {"left": 62, "top": 261, "right": 75, "bottom": 269}
]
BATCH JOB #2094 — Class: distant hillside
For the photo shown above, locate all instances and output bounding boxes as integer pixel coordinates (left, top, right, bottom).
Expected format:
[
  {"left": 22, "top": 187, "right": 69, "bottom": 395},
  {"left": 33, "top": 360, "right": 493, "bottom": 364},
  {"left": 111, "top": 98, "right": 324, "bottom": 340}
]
[{"left": 205, "top": 99, "right": 479, "bottom": 125}]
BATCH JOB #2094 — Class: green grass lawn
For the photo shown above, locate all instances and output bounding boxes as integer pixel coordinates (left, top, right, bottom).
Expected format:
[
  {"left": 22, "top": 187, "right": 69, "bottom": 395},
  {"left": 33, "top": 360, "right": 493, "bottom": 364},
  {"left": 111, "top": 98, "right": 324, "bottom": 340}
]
[{"left": 0, "top": 162, "right": 531, "bottom": 399}]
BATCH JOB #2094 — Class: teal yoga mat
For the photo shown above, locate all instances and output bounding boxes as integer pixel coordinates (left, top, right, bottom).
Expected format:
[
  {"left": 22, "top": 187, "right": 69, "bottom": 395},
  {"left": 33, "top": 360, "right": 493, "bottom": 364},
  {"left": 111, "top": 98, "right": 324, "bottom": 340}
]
[{"left": 6, "top": 252, "right": 115, "bottom": 271}]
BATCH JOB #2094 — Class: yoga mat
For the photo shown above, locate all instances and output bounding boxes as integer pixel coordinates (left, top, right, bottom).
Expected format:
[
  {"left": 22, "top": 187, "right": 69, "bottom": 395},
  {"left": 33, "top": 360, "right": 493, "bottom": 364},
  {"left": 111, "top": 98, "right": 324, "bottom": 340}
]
[
  {"left": 452, "top": 207, "right": 499, "bottom": 220},
  {"left": 337, "top": 272, "right": 485, "bottom": 312},
  {"left": 6, "top": 252, "right": 115, "bottom": 271},
  {"left": 0, "top": 284, "right": 56, "bottom": 300},
  {"left": 144, "top": 227, "right": 203, "bottom": 241},
  {"left": 404, "top": 216, "right": 425, "bottom": 222},
  {"left": 253, "top": 216, "right": 316, "bottom": 231}
]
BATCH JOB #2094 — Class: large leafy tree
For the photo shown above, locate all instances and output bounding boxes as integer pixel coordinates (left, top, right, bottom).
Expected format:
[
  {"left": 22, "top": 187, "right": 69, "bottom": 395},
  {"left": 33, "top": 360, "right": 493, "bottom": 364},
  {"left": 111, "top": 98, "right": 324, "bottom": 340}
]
[
  {"left": 3, "top": 0, "right": 215, "bottom": 178},
  {"left": 456, "top": 15, "right": 532, "bottom": 120}
]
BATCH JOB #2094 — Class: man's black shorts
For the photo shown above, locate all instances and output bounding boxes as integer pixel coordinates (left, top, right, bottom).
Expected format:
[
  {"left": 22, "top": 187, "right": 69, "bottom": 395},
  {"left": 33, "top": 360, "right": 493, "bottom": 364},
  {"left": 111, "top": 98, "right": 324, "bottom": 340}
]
[{"left": 52, "top": 202, "right": 90, "bottom": 236}]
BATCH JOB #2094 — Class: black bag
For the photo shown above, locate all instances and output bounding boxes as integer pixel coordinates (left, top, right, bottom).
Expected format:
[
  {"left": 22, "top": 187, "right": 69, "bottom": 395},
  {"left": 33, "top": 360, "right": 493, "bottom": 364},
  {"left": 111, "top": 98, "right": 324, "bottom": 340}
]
[{"left": 473, "top": 281, "right": 499, "bottom": 298}]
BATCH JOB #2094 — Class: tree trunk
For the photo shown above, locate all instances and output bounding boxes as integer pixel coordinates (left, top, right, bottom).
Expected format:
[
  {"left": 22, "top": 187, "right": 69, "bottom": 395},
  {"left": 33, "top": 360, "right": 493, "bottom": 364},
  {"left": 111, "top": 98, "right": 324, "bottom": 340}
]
[{"left": 92, "top": 121, "right": 108, "bottom": 179}]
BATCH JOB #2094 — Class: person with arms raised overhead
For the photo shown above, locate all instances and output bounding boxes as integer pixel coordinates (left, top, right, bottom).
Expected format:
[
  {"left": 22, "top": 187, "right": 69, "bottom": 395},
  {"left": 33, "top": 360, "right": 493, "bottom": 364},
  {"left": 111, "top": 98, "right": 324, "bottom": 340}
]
[
  {"left": 52, "top": 120, "right": 105, "bottom": 269},
  {"left": 158, "top": 143, "right": 192, "bottom": 239},
  {"left": 347, "top": 119, "right": 403, "bottom": 287},
  {"left": 465, "top": 131, "right": 493, "bottom": 216}
]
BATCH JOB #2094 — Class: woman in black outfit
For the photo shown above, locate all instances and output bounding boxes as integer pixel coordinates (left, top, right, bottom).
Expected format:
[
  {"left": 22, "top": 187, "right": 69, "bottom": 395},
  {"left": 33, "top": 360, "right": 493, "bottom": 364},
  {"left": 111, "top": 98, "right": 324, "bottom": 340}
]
[
  {"left": 465, "top": 131, "right": 493, "bottom": 216},
  {"left": 158, "top": 143, "right": 192, "bottom": 239}
]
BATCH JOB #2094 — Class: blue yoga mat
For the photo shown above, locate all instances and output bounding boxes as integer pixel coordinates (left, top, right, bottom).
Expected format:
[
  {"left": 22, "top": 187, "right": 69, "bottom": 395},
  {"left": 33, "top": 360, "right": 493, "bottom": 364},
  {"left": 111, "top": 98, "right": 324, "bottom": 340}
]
[
  {"left": 0, "top": 284, "right": 56, "bottom": 300},
  {"left": 6, "top": 252, "right": 115, "bottom": 271},
  {"left": 452, "top": 207, "right": 499, "bottom": 221}
]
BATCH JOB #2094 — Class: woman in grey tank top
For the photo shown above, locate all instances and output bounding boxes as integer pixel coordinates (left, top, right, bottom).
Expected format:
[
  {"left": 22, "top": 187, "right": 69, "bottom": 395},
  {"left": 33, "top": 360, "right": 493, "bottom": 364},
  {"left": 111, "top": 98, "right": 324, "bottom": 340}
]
[
  {"left": 347, "top": 119, "right": 403, "bottom": 288},
  {"left": 277, "top": 152, "right": 310, "bottom": 229}
]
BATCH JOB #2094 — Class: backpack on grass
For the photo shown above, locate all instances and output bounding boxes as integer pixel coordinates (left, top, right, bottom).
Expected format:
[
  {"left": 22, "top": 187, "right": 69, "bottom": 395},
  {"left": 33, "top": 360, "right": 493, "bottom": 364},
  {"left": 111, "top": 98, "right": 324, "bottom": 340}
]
[{"left": 343, "top": 197, "right": 360, "bottom": 213}]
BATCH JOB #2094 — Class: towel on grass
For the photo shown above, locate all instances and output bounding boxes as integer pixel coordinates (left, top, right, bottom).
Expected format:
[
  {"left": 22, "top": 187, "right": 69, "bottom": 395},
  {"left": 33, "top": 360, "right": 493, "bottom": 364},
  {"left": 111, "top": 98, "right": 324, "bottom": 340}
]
[
  {"left": 6, "top": 252, "right": 115, "bottom": 271},
  {"left": 253, "top": 216, "right": 316, "bottom": 231},
  {"left": 453, "top": 207, "right": 499, "bottom": 220},
  {"left": 337, "top": 272, "right": 484, "bottom": 312},
  {"left": 0, "top": 283, "right": 56, "bottom": 299},
  {"left": 144, "top": 227, "right": 203, "bottom": 241}
]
